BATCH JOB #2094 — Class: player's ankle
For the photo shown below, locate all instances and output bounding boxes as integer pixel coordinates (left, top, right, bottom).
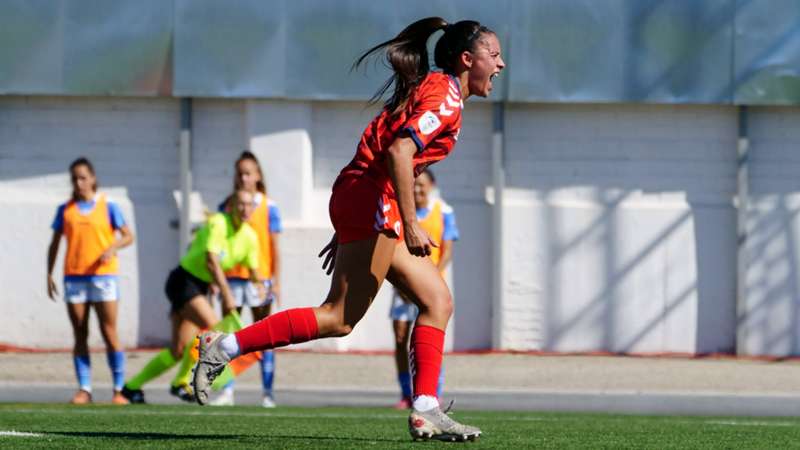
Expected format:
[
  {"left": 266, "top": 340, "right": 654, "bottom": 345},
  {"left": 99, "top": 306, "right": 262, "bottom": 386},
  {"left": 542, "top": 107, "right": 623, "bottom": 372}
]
[{"left": 220, "top": 334, "right": 240, "bottom": 358}]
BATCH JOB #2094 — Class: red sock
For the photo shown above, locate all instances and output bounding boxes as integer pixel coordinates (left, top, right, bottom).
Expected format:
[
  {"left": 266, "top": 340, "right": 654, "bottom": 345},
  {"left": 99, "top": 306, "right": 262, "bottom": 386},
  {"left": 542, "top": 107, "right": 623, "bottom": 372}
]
[
  {"left": 234, "top": 308, "right": 319, "bottom": 355},
  {"left": 410, "top": 325, "right": 445, "bottom": 398}
]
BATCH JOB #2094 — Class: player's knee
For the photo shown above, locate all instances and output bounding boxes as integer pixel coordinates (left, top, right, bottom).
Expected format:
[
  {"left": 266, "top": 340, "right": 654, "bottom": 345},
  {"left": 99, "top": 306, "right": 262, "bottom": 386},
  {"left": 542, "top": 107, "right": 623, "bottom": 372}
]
[
  {"left": 428, "top": 290, "right": 453, "bottom": 319},
  {"left": 171, "top": 343, "right": 185, "bottom": 360}
]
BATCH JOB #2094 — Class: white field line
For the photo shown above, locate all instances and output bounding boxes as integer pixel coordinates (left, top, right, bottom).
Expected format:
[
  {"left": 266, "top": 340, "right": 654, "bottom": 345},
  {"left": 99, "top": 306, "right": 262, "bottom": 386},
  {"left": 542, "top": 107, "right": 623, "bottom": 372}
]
[
  {"left": 4, "top": 380, "right": 800, "bottom": 398},
  {"left": 0, "top": 430, "right": 43, "bottom": 437},
  {"left": 5, "top": 408, "right": 800, "bottom": 427}
]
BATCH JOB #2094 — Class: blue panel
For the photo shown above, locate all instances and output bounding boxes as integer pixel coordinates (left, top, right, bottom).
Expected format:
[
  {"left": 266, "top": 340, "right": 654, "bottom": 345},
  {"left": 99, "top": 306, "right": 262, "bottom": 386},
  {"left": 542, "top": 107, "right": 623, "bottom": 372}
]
[{"left": 734, "top": 0, "right": 800, "bottom": 105}]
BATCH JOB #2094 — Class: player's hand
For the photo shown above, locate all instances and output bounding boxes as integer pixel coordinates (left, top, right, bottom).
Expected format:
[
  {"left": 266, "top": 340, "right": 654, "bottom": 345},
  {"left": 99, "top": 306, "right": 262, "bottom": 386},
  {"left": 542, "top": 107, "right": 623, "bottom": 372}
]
[
  {"left": 209, "top": 283, "right": 220, "bottom": 296},
  {"left": 254, "top": 281, "right": 267, "bottom": 304},
  {"left": 47, "top": 275, "right": 59, "bottom": 301},
  {"left": 404, "top": 221, "right": 437, "bottom": 257},
  {"left": 99, "top": 248, "right": 116, "bottom": 263},
  {"left": 269, "top": 280, "right": 281, "bottom": 309},
  {"left": 318, "top": 234, "right": 338, "bottom": 276}
]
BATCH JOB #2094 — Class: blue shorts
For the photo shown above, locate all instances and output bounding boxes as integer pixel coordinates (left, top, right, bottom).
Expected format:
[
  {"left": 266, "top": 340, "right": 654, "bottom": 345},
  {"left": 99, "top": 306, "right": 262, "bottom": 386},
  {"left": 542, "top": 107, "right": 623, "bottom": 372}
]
[
  {"left": 389, "top": 289, "right": 419, "bottom": 322},
  {"left": 227, "top": 279, "right": 275, "bottom": 308},
  {"left": 64, "top": 275, "right": 119, "bottom": 303}
]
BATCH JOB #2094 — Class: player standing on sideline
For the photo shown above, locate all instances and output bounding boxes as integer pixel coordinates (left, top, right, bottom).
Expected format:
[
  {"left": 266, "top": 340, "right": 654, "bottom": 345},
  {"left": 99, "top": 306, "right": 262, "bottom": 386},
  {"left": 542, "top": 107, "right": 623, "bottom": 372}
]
[
  {"left": 120, "top": 189, "right": 262, "bottom": 404},
  {"left": 390, "top": 168, "right": 458, "bottom": 409},
  {"left": 47, "top": 157, "right": 135, "bottom": 405},
  {"left": 194, "top": 17, "right": 504, "bottom": 441},
  {"left": 208, "top": 151, "right": 282, "bottom": 408}
]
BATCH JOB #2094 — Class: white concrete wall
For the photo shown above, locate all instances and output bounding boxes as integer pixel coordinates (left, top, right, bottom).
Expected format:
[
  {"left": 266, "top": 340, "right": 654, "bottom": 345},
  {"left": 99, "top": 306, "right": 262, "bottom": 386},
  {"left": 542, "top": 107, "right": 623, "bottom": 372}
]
[
  {"left": 3, "top": 95, "right": 800, "bottom": 355},
  {"left": 497, "top": 104, "right": 738, "bottom": 353},
  {"left": 740, "top": 107, "right": 800, "bottom": 356},
  {"left": 0, "top": 96, "right": 180, "bottom": 348}
]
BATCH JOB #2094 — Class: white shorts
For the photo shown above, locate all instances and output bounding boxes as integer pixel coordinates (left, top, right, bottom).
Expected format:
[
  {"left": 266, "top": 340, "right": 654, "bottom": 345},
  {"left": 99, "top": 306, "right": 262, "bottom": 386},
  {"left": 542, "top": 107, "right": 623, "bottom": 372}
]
[
  {"left": 228, "top": 279, "right": 275, "bottom": 308},
  {"left": 64, "top": 276, "right": 119, "bottom": 303},
  {"left": 389, "top": 289, "right": 419, "bottom": 322}
]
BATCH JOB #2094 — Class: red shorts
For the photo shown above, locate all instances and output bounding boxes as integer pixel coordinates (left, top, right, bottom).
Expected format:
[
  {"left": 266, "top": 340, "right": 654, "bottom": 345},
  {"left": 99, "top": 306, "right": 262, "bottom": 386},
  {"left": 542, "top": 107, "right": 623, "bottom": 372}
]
[{"left": 329, "top": 176, "right": 403, "bottom": 244}]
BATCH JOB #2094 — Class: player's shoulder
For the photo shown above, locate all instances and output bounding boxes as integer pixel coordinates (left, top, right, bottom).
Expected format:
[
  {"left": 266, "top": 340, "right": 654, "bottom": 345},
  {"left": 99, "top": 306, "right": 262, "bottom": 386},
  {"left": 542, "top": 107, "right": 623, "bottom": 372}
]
[
  {"left": 438, "top": 198, "right": 454, "bottom": 214},
  {"left": 433, "top": 197, "right": 454, "bottom": 214},
  {"left": 207, "top": 212, "right": 227, "bottom": 227},
  {"left": 241, "top": 222, "right": 259, "bottom": 241},
  {"left": 418, "top": 72, "right": 456, "bottom": 95}
]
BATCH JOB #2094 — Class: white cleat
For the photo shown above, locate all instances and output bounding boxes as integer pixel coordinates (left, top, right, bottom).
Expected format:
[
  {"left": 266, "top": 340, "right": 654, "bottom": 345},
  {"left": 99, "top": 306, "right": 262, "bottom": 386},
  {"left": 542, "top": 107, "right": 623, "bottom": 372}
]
[
  {"left": 192, "top": 331, "right": 231, "bottom": 405},
  {"left": 209, "top": 389, "right": 235, "bottom": 406},
  {"left": 261, "top": 395, "right": 276, "bottom": 408},
  {"left": 408, "top": 404, "right": 481, "bottom": 442}
]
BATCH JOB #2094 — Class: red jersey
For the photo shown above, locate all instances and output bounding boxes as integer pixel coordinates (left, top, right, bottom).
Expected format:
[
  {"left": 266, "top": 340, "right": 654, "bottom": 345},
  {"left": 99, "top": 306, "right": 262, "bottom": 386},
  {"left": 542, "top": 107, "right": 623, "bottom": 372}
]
[{"left": 335, "top": 72, "right": 463, "bottom": 195}]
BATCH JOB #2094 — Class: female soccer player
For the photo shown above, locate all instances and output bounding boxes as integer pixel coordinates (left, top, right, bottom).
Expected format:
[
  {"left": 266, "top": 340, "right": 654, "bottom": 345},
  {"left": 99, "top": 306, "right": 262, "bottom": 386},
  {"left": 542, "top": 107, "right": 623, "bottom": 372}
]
[
  {"left": 209, "top": 151, "right": 282, "bottom": 408},
  {"left": 195, "top": 18, "right": 504, "bottom": 441},
  {"left": 120, "top": 189, "right": 263, "bottom": 404},
  {"left": 47, "top": 157, "right": 135, "bottom": 405},
  {"left": 390, "top": 168, "right": 459, "bottom": 409}
]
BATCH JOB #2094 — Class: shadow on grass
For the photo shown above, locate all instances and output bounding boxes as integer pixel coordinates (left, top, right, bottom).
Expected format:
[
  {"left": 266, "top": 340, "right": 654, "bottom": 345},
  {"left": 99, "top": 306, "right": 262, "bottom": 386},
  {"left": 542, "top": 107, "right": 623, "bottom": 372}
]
[{"left": 49, "top": 430, "right": 404, "bottom": 444}]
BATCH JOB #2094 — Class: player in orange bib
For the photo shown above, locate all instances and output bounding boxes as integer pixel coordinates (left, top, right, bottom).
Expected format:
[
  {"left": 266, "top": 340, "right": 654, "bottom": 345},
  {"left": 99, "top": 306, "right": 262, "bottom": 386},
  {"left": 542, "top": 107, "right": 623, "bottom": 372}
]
[
  {"left": 46, "top": 157, "right": 135, "bottom": 405},
  {"left": 390, "top": 168, "right": 459, "bottom": 409},
  {"left": 209, "top": 151, "right": 282, "bottom": 408},
  {"left": 194, "top": 18, "right": 504, "bottom": 441}
]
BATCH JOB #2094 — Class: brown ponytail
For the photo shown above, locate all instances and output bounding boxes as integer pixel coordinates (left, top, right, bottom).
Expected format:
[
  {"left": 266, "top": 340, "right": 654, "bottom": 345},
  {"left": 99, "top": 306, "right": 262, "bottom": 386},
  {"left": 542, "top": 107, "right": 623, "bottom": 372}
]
[{"left": 354, "top": 17, "right": 495, "bottom": 114}]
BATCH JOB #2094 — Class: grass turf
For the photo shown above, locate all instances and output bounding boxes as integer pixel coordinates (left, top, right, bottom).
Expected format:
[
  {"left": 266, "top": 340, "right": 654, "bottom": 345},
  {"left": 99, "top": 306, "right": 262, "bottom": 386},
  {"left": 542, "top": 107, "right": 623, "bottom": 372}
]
[{"left": 1, "top": 403, "right": 800, "bottom": 449}]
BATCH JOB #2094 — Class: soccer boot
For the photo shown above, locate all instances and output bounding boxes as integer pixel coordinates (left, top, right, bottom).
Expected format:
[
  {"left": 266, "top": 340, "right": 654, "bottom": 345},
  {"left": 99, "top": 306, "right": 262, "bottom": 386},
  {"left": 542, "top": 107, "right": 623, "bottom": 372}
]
[
  {"left": 408, "top": 405, "right": 481, "bottom": 442},
  {"left": 169, "top": 383, "right": 195, "bottom": 403},
  {"left": 120, "top": 386, "right": 146, "bottom": 404},
  {"left": 261, "top": 394, "right": 276, "bottom": 408},
  {"left": 193, "top": 331, "right": 231, "bottom": 405},
  {"left": 111, "top": 390, "right": 130, "bottom": 405},
  {"left": 70, "top": 389, "right": 92, "bottom": 405},
  {"left": 209, "top": 389, "right": 235, "bottom": 407}
]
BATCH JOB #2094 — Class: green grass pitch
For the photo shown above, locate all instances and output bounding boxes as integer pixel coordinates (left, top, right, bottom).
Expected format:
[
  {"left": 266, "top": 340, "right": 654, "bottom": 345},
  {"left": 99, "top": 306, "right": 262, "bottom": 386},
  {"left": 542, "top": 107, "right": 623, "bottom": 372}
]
[{"left": 2, "top": 403, "right": 800, "bottom": 449}]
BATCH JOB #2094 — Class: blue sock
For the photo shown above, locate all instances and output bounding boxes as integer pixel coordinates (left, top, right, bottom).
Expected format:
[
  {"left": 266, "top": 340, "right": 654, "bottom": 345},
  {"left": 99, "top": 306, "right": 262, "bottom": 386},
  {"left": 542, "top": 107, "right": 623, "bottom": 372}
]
[
  {"left": 436, "top": 366, "right": 445, "bottom": 399},
  {"left": 73, "top": 354, "right": 92, "bottom": 392},
  {"left": 106, "top": 351, "right": 125, "bottom": 391},
  {"left": 261, "top": 351, "right": 275, "bottom": 396},
  {"left": 398, "top": 371, "right": 412, "bottom": 399}
]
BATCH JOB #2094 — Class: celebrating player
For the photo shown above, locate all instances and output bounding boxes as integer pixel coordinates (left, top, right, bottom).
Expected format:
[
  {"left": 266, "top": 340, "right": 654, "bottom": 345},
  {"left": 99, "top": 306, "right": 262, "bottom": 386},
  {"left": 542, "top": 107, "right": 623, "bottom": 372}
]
[
  {"left": 390, "top": 168, "right": 459, "bottom": 409},
  {"left": 120, "top": 189, "right": 262, "bottom": 404},
  {"left": 194, "top": 17, "right": 504, "bottom": 441},
  {"left": 47, "top": 157, "right": 135, "bottom": 405}
]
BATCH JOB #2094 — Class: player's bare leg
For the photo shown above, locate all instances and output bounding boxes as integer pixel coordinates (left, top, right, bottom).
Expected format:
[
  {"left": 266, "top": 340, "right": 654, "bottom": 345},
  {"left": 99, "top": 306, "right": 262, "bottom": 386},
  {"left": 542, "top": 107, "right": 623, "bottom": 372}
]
[{"left": 387, "top": 244, "right": 481, "bottom": 441}]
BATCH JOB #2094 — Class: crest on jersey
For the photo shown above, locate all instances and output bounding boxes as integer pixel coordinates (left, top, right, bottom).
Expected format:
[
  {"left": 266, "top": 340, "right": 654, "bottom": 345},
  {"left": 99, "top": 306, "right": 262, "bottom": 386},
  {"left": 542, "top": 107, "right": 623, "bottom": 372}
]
[{"left": 418, "top": 111, "right": 441, "bottom": 135}]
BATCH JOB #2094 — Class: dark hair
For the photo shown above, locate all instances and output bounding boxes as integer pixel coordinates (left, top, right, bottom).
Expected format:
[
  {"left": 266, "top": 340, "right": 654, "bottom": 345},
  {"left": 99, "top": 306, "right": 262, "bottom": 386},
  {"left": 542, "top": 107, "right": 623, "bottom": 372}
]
[
  {"left": 69, "top": 156, "right": 97, "bottom": 201},
  {"left": 233, "top": 150, "right": 267, "bottom": 195},
  {"left": 421, "top": 168, "right": 436, "bottom": 184},
  {"left": 354, "top": 17, "right": 494, "bottom": 113}
]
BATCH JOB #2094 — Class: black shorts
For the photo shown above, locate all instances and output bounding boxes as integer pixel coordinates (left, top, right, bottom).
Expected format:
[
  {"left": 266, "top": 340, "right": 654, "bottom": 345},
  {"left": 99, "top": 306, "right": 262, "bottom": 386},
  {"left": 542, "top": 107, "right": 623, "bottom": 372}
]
[{"left": 165, "top": 266, "right": 209, "bottom": 314}]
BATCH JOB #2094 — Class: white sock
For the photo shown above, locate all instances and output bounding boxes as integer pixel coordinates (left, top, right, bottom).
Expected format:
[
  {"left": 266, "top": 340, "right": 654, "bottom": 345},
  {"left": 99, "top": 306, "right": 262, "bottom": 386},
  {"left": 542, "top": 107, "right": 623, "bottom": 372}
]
[
  {"left": 412, "top": 395, "right": 439, "bottom": 412},
  {"left": 220, "top": 334, "right": 241, "bottom": 358}
]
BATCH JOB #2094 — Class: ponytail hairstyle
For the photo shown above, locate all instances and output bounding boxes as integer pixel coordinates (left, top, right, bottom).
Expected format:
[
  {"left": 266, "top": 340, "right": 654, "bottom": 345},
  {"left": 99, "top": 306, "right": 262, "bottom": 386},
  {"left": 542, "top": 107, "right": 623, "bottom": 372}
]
[
  {"left": 233, "top": 150, "right": 267, "bottom": 195},
  {"left": 224, "top": 150, "right": 266, "bottom": 213},
  {"left": 68, "top": 156, "right": 97, "bottom": 201},
  {"left": 354, "top": 17, "right": 495, "bottom": 114}
]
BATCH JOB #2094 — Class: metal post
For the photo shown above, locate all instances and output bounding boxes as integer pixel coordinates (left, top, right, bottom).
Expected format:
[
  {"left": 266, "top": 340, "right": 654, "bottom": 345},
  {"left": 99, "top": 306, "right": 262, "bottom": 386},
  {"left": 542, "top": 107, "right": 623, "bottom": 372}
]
[
  {"left": 735, "top": 105, "right": 749, "bottom": 354},
  {"left": 491, "top": 101, "right": 506, "bottom": 350},
  {"left": 178, "top": 98, "right": 193, "bottom": 257}
]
